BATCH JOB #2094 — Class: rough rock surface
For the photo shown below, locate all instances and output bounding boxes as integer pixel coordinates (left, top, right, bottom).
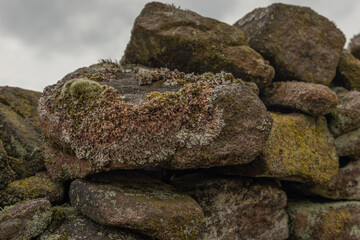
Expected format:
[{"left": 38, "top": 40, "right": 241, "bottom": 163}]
[
  {"left": 349, "top": 33, "right": 360, "bottom": 59},
  {"left": 328, "top": 87, "right": 360, "bottom": 137},
  {"left": 289, "top": 159, "right": 360, "bottom": 200},
  {"left": 262, "top": 81, "right": 338, "bottom": 116},
  {"left": 69, "top": 172, "right": 204, "bottom": 240},
  {"left": 0, "top": 87, "right": 44, "bottom": 187},
  {"left": 122, "top": 2, "right": 275, "bottom": 89},
  {"left": 0, "top": 172, "right": 64, "bottom": 207},
  {"left": 222, "top": 112, "right": 339, "bottom": 185},
  {"left": 287, "top": 201, "right": 360, "bottom": 240},
  {"left": 234, "top": 3, "right": 345, "bottom": 85},
  {"left": 334, "top": 128, "right": 360, "bottom": 157},
  {"left": 39, "top": 63, "right": 272, "bottom": 181},
  {"left": 0, "top": 198, "right": 52, "bottom": 240},
  {"left": 336, "top": 50, "right": 360, "bottom": 90},
  {"left": 39, "top": 205, "right": 147, "bottom": 240},
  {"left": 171, "top": 173, "right": 289, "bottom": 240}
]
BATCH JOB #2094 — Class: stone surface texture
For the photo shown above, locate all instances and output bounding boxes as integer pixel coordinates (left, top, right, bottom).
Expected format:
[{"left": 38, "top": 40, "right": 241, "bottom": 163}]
[
  {"left": 328, "top": 87, "right": 360, "bottom": 137},
  {"left": 334, "top": 128, "right": 360, "bottom": 157},
  {"left": 222, "top": 112, "right": 339, "bottom": 185},
  {"left": 0, "top": 87, "right": 44, "bottom": 188},
  {"left": 0, "top": 172, "right": 64, "bottom": 207},
  {"left": 349, "top": 33, "right": 360, "bottom": 59},
  {"left": 122, "top": 2, "right": 275, "bottom": 89},
  {"left": 172, "top": 173, "right": 289, "bottom": 240},
  {"left": 69, "top": 172, "right": 204, "bottom": 240},
  {"left": 0, "top": 198, "right": 52, "bottom": 240},
  {"left": 287, "top": 201, "right": 360, "bottom": 240},
  {"left": 262, "top": 81, "right": 338, "bottom": 116},
  {"left": 39, "top": 63, "right": 272, "bottom": 181},
  {"left": 234, "top": 3, "right": 345, "bottom": 85},
  {"left": 336, "top": 50, "right": 360, "bottom": 90}
]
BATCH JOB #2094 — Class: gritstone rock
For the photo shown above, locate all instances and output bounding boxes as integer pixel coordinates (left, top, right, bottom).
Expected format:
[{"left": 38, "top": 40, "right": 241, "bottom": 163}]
[
  {"left": 234, "top": 3, "right": 345, "bottom": 85},
  {"left": 334, "top": 128, "right": 360, "bottom": 157},
  {"left": 349, "top": 33, "right": 360, "bottom": 60},
  {"left": 328, "top": 87, "right": 360, "bottom": 137},
  {"left": 335, "top": 50, "right": 360, "bottom": 90},
  {"left": 221, "top": 112, "right": 339, "bottom": 185},
  {"left": 262, "top": 81, "right": 338, "bottom": 116},
  {"left": 0, "top": 172, "right": 64, "bottom": 207},
  {"left": 122, "top": 2, "right": 275, "bottom": 89},
  {"left": 39, "top": 63, "right": 272, "bottom": 181},
  {"left": 69, "top": 172, "right": 204, "bottom": 240},
  {"left": 287, "top": 201, "right": 360, "bottom": 240},
  {"left": 0, "top": 198, "right": 52, "bottom": 240},
  {"left": 171, "top": 173, "right": 289, "bottom": 240},
  {"left": 0, "top": 87, "right": 44, "bottom": 187},
  {"left": 39, "top": 205, "right": 147, "bottom": 240}
]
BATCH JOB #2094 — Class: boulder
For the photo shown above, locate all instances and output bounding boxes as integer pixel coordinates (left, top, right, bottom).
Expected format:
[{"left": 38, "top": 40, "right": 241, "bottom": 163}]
[
  {"left": 287, "top": 158, "right": 360, "bottom": 200},
  {"left": 39, "top": 206, "right": 147, "bottom": 240},
  {"left": 0, "top": 139, "right": 15, "bottom": 189},
  {"left": 287, "top": 201, "right": 360, "bottom": 240},
  {"left": 335, "top": 50, "right": 360, "bottom": 90},
  {"left": 221, "top": 112, "right": 339, "bottom": 185},
  {"left": 262, "top": 81, "right": 338, "bottom": 116},
  {"left": 0, "top": 87, "right": 44, "bottom": 184},
  {"left": 0, "top": 172, "right": 64, "bottom": 207},
  {"left": 234, "top": 3, "right": 345, "bottom": 85},
  {"left": 122, "top": 2, "right": 275, "bottom": 89},
  {"left": 334, "top": 128, "right": 360, "bottom": 157},
  {"left": 328, "top": 87, "right": 360, "bottom": 137},
  {"left": 171, "top": 173, "right": 289, "bottom": 240},
  {"left": 0, "top": 198, "right": 52, "bottom": 240},
  {"left": 39, "top": 63, "right": 272, "bottom": 181},
  {"left": 349, "top": 33, "right": 360, "bottom": 59},
  {"left": 69, "top": 172, "right": 204, "bottom": 240}
]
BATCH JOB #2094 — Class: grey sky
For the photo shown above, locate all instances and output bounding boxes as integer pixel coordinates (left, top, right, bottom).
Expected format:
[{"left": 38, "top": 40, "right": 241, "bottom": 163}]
[{"left": 0, "top": 0, "right": 359, "bottom": 92}]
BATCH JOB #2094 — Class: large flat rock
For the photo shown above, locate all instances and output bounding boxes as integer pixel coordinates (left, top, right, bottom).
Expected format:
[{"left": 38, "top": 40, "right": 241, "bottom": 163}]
[
  {"left": 234, "top": 3, "right": 345, "bottom": 85},
  {"left": 0, "top": 198, "right": 52, "bottom": 240},
  {"left": 122, "top": 2, "right": 274, "bottom": 89},
  {"left": 39, "top": 63, "right": 272, "bottom": 181},
  {"left": 287, "top": 201, "right": 360, "bottom": 240},
  {"left": 221, "top": 112, "right": 339, "bottom": 185},
  {"left": 171, "top": 173, "right": 288, "bottom": 240},
  {"left": 69, "top": 172, "right": 204, "bottom": 240}
]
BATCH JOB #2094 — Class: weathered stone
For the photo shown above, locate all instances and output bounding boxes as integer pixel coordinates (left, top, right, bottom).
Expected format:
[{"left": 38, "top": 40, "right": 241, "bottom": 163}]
[
  {"left": 221, "top": 112, "right": 339, "bottom": 185},
  {"left": 234, "top": 3, "right": 345, "bottom": 85},
  {"left": 334, "top": 128, "right": 360, "bottom": 157},
  {"left": 287, "top": 201, "right": 360, "bottom": 240},
  {"left": 0, "top": 199, "right": 52, "bottom": 240},
  {"left": 328, "top": 87, "right": 360, "bottom": 137},
  {"left": 349, "top": 33, "right": 360, "bottom": 60},
  {"left": 263, "top": 81, "right": 338, "bottom": 116},
  {"left": 288, "top": 158, "right": 360, "bottom": 200},
  {"left": 69, "top": 172, "right": 204, "bottom": 240},
  {"left": 335, "top": 50, "right": 360, "bottom": 90},
  {"left": 39, "top": 63, "right": 272, "bottom": 181},
  {"left": 171, "top": 173, "right": 289, "bottom": 240},
  {"left": 0, "top": 87, "right": 44, "bottom": 183},
  {"left": 0, "top": 139, "right": 15, "bottom": 189},
  {"left": 0, "top": 172, "right": 65, "bottom": 207},
  {"left": 122, "top": 2, "right": 275, "bottom": 89},
  {"left": 39, "top": 206, "right": 147, "bottom": 240}
]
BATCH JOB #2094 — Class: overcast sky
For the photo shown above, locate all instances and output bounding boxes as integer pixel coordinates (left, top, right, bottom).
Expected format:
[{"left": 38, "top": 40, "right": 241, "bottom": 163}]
[{"left": 1, "top": 0, "right": 359, "bottom": 92}]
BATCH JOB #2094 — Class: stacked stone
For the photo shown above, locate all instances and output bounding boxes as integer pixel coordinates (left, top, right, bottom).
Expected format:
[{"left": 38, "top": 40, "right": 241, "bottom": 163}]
[{"left": 2, "top": 2, "right": 360, "bottom": 240}]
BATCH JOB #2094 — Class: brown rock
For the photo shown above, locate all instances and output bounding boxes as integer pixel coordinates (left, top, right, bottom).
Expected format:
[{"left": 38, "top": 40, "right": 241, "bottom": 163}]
[
  {"left": 287, "top": 201, "right": 360, "bottom": 240},
  {"left": 0, "top": 199, "right": 52, "bottom": 240},
  {"left": 263, "top": 81, "right": 338, "bottom": 116},
  {"left": 349, "top": 33, "right": 360, "bottom": 59},
  {"left": 171, "top": 173, "right": 289, "bottom": 240},
  {"left": 234, "top": 3, "right": 345, "bottom": 85},
  {"left": 0, "top": 87, "right": 44, "bottom": 186},
  {"left": 39, "top": 63, "right": 272, "bottom": 181},
  {"left": 334, "top": 128, "right": 360, "bottom": 157},
  {"left": 328, "top": 87, "right": 360, "bottom": 137},
  {"left": 69, "top": 172, "right": 204, "bottom": 240},
  {"left": 122, "top": 2, "right": 274, "bottom": 89},
  {"left": 221, "top": 112, "right": 339, "bottom": 185},
  {"left": 336, "top": 50, "right": 360, "bottom": 90}
]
